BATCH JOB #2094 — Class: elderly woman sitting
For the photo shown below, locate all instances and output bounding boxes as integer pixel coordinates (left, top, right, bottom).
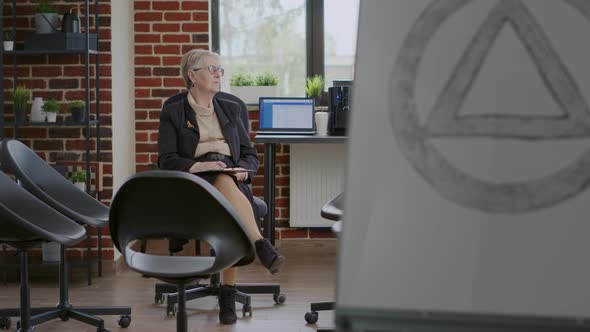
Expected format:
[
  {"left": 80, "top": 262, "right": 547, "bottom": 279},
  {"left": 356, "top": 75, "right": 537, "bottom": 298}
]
[{"left": 157, "top": 49, "right": 284, "bottom": 325}]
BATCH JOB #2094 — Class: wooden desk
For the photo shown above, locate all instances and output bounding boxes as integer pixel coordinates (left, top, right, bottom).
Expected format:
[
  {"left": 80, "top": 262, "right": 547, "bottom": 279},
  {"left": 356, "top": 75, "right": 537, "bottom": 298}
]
[{"left": 254, "top": 135, "right": 347, "bottom": 244}]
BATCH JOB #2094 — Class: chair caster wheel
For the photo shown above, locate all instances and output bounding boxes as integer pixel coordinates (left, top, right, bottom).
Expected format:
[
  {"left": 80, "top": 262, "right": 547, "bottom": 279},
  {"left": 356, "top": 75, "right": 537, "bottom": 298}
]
[
  {"left": 154, "top": 293, "right": 164, "bottom": 304},
  {"left": 59, "top": 313, "right": 69, "bottom": 321},
  {"left": 97, "top": 328, "right": 110, "bottom": 332},
  {"left": 166, "top": 304, "right": 177, "bottom": 316},
  {"left": 0, "top": 317, "right": 10, "bottom": 330},
  {"left": 273, "top": 293, "right": 286, "bottom": 304},
  {"left": 305, "top": 311, "right": 319, "bottom": 324},
  {"left": 117, "top": 315, "right": 131, "bottom": 328},
  {"left": 15, "top": 321, "right": 35, "bottom": 331},
  {"left": 242, "top": 304, "right": 252, "bottom": 317}
]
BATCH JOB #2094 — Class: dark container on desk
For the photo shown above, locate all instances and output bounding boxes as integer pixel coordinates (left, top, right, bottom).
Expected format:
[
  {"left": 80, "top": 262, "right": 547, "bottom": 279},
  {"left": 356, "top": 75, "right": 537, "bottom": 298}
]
[
  {"left": 24, "top": 32, "right": 98, "bottom": 51},
  {"left": 328, "top": 85, "right": 351, "bottom": 136}
]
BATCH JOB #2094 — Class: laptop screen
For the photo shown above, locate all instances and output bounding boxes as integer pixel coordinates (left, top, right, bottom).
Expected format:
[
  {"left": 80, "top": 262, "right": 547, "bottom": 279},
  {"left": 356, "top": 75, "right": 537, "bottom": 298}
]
[{"left": 259, "top": 97, "right": 315, "bottom": 132}]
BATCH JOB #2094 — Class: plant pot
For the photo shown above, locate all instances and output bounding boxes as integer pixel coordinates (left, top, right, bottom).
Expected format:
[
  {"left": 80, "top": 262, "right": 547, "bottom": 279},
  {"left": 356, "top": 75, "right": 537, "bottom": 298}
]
[
  {"left": 70, "top": 108, "right": 85, "bottom": 122},
  {"left": 230, "top": 85, "right": 279, "bottom": 104},
  {"left": 35, "top": 13, "right": 59, "bottom": 34},
  {"left": 73, "top": 182, "right": 85, "bottom": 191},
  {"left": 315, "top": 111, "right": 329, "bottom": 136},
  {"left": 3, "top": 41, "right": 13, "bottom": 51},
  {"left": 14, "top": 106, "right": 26, "bottom": 124},
  {"left": 41, "top": 242, "right": 60, "bottom": 262},
  {"left": 46, "top": 111, "right": 57, "bottom": 122},
  {"left": 31, "top": 97, "right": 45, "bottom": 122}
]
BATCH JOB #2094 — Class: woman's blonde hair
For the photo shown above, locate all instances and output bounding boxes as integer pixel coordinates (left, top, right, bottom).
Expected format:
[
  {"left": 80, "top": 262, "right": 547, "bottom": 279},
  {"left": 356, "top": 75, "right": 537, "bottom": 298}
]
[{"left": 180, "top": 49, "right": 221, "bottom": 89}]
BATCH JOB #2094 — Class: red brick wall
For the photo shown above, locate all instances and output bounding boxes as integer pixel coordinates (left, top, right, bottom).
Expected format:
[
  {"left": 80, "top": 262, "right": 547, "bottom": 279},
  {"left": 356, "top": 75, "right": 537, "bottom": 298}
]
[
  {"left": 133, "top": 0, "right": 333, "bottom": 240},
  {"left": 133, "top": 0, "right": 208, "bottom": 171},
  {"left": 2, "top": 0, "right": 114, "bottom": 259}
]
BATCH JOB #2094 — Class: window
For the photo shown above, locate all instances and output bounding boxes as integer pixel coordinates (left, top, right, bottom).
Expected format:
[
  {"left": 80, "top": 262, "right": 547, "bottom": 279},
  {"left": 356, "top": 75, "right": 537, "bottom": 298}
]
[
  {"left": 217, "top": 0, "right": 307, "bottom": 96},
  {"left": 323, "top": 0, "right": 359, "bottom": 89},
  {"left": 214, "top": 0, "right": 359, "bottom": 96}
]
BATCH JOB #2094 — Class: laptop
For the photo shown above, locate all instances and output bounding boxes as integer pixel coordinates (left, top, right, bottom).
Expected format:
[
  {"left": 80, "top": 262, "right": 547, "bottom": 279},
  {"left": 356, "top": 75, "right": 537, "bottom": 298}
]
[{"left": 257, "top": 97, "right": 316, "bottom": 135}]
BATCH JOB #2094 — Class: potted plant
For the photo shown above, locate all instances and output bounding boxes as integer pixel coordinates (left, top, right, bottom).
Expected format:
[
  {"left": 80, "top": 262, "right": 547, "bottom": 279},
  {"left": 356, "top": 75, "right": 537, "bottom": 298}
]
[
  {"left": 230, "top": 72, "right": 279, "bottom": 104},
  {"left": 41, "top": 99, "right": 60, "bottom": 122},
  {"left": 68, "top": 100, "right": 85, "bottom": 122},
  {"left": 305, "top": 75, "right": 324, "bottom": 106},
  {"left": 3, "top": 31, "right": 14, "bottom": 51},
  {"left": 35, "top": 2, "right": 58, "bottom": 34},
  {"left": 12, "top": 86, "right": 30, "bottom": 124},
  {"left": 70, "top": 170, "right": 86, "bottom": 191},
  {"left": 255, "top": 72, "right": 279, "bottom": 87}
]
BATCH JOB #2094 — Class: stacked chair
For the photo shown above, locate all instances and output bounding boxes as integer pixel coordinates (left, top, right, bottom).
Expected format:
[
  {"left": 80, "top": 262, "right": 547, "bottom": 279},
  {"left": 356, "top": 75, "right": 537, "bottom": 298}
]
[
  {"left": 110, "top": 171, "right": 256, "bottom": 332},
  {"left": 0, "top": 169, "right": 86, "bottom": 332},
  {"left": 0, "top": 139, "right": 131, "bottom": 332}
]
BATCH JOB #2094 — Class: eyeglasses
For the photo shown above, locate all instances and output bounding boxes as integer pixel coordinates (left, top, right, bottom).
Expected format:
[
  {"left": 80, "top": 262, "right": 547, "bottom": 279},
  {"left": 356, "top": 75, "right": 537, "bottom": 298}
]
[{"left": 192, "top": 65, "right": 225, "bottom": 76}]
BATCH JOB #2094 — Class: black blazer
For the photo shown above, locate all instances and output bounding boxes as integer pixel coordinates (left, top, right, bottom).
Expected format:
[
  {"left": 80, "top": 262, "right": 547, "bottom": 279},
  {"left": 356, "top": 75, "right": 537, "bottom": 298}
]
[{"left": 157, "top": 94, "right": 259, "bottom": 183}]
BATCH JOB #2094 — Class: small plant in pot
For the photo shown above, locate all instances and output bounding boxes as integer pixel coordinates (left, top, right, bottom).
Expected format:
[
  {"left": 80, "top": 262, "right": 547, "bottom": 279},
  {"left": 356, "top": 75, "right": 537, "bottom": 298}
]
[
  {"left": 3, "top": 31, "right": 14, "bottom": 51},
  {"left": 305, "top": 75, "right": 324, "bottom": 106},
  {"left": 70, "top": 170, "right": 87, "bottom": 191},
  {"left": 41, "top": 99, "right": 60, "bottom": 122},
  {"left": 12, "top": 86, "right": 30, "bottom": 124},
  {"left": 68, "top": 100, "right": 85, "bottom": 122},
  {"left": 35, "top": 2, "right": 58, "bottom": 34},
  {"left": 229, "top": 72, "right": 279, "bottom": 104},
  {"left": 255, "top": 72, "right": 279, "bottom": 87},
  {"left": 230, "top": 73, "right": 255, "bottom": 87}
]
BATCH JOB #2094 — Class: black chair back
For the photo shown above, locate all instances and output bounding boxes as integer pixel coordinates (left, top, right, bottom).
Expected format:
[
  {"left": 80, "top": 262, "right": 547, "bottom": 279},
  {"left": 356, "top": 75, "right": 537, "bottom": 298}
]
[
  {"left": 0, "top": 139, "right": 107, "bottom": 226},
  {"left": 0, "top": 169, "right": 85, "bottom": 246},
  {"left": 321, "top": 192, "right": 344, "bottom": 221},
  {"left": 109, "top": 171, "right": 255, "bottom": 275}
]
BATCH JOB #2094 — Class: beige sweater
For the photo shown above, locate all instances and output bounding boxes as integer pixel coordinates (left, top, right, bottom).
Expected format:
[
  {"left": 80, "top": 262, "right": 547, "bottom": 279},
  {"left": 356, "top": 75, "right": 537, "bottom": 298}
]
[{"left": 187, "top": 93, "right": 231, "bottom": 158}]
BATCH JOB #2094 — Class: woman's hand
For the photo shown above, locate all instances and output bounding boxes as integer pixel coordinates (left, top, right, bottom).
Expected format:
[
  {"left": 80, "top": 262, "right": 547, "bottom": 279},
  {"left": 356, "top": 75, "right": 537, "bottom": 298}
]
[
  {"left": 189, "top": 161, "right": 226, "bottom": 173},
  {"left": 224, "top": 167, "right": 248, "bottom": 182}
]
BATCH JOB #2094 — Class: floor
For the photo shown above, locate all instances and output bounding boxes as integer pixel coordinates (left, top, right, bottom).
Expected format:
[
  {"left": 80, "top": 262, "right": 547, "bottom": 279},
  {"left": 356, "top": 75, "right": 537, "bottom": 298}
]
[{"left": 0, "top": 239, "right": 337, "bottom": 332}]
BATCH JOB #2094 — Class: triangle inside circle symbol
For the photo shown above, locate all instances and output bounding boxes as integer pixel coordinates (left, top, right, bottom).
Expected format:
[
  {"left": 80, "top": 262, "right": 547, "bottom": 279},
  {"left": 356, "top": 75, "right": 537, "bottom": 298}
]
[{"left": 426, "top": 0, "right": 590, "bottom": 139}]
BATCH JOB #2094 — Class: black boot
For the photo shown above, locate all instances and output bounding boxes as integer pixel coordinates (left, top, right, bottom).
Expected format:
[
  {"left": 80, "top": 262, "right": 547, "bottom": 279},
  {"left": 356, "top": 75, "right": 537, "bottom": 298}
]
[
  {"left": 218, "top": 284, "right": 237, "bottom": 325},
  {"left": 255, "top": 239, "right": 285, "bottom": 275}
]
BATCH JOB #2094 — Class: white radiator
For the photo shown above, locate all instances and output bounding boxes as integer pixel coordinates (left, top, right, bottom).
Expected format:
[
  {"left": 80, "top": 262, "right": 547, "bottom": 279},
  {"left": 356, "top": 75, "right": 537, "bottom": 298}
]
[{"left": 290, "top": 144, "right": 346, "bottom": 227}]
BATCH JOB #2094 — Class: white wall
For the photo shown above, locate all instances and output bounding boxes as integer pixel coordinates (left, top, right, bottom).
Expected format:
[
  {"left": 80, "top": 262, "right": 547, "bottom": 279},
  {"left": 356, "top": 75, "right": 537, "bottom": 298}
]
[{"left": 111, "top": 0, "right": 135, "bottom": 260}]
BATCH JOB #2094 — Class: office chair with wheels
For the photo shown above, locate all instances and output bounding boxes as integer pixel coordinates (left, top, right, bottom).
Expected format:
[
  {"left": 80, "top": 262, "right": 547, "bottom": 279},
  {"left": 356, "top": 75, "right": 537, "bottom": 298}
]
[
  {"left": 147, "top": 91, "right": 283, "bottom": 316},
  {"left": 109, "top": 171, "right": 256, "bottom": 332},
  {"left": 304, "top": 192, "right": 344, "bottom": 332},
  {"left": 0, "top": 169, "right": 87, "bottom": 332},
  {"left": 0, "top": 139, "right": 132, "bottom": 330}
]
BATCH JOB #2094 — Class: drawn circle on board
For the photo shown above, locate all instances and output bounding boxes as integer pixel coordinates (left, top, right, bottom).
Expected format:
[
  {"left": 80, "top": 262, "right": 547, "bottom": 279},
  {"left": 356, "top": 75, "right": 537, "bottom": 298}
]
[{"left": 389, "top": 0, "right": 590, "bottom": 213}]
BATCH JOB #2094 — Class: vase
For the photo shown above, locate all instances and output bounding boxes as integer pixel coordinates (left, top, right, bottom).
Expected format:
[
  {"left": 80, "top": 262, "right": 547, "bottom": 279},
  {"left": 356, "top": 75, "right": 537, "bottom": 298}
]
[{"left": 31, "top": 97, "right": 45, "bottom": 122}]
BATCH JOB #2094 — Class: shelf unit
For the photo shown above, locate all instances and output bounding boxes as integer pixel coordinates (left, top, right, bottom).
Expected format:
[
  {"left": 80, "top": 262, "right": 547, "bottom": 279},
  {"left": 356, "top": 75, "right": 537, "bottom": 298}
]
[{"left": 0, "top": 0, "right": 104, "bottom": 284}]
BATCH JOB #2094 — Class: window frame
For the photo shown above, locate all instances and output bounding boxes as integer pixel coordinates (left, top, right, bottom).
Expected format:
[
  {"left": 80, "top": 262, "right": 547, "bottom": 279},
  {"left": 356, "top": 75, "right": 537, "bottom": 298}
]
[{"left": 211, "top": 0, "right": 326, "bottom": 81}]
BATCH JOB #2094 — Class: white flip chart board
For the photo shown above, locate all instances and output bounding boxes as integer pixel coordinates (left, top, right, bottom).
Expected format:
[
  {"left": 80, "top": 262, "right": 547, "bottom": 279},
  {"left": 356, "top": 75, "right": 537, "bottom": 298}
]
[{"left": 338, "top": 0, "right": 590, "bottom": 325}]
